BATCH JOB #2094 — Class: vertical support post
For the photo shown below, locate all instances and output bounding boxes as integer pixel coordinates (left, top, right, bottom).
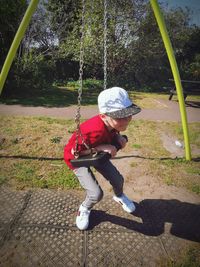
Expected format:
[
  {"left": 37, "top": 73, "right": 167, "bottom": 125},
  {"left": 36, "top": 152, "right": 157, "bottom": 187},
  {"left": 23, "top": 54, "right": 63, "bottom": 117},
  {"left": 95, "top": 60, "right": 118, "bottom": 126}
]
[
  {"left": 150, "top": 0, "right": 191, "bottom": 160},
  {"left": 0, "top": 0, "right": 39, "bottom": 95}
]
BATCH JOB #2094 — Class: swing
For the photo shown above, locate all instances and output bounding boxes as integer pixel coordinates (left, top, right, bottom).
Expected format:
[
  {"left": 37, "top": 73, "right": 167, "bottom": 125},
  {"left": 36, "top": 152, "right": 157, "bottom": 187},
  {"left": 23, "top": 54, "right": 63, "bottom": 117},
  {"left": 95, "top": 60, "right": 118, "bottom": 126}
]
[{"left": 71, "top": 0, "right": 125, "bottom": 168}]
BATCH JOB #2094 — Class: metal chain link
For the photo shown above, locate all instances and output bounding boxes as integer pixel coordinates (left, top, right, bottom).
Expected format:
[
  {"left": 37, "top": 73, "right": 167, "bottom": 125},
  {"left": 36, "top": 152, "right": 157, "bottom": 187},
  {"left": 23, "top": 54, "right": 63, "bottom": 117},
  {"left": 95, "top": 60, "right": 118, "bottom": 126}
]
[
  {"left": 103, "top": 0, "right": 108, "bottom": 90},
  {"left": 74, "top": 0, "right": 90, "bottom": 157},
  {"left": 74, "top": 0, "right": 108, "bottom": 156}
]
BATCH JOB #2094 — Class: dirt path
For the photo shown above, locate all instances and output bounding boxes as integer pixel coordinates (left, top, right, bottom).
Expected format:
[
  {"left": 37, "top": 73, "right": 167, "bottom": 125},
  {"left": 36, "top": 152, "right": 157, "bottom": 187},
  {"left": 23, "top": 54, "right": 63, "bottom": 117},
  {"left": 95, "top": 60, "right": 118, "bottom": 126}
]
[
  {"left": 95, "top": 149, "right": 200, "bottom": 204},
  {"left": 0, "top": 99, "right": 200, "bottom": 122}
]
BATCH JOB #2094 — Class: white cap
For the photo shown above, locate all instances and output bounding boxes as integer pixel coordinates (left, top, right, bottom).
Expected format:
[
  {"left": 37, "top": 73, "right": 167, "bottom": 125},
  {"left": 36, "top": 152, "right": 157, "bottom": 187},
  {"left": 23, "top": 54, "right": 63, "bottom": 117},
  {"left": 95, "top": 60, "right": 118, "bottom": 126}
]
[{"left": 98, "top": 87, "right": 141, "bottom": 118}]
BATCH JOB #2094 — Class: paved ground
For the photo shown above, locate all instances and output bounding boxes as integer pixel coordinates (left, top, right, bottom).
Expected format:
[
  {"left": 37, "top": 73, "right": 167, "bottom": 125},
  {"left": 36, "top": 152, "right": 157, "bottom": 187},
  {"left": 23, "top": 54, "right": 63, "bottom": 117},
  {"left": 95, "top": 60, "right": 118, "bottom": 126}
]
[
  {"left": 0, "top": 186, "right": 199, "bottom": 267},
  {"left": 0, "top": 99, "right": 200, "bottom": 266},
  {"left": 0, "top": 99, "right": 200, "bottom": 122}
]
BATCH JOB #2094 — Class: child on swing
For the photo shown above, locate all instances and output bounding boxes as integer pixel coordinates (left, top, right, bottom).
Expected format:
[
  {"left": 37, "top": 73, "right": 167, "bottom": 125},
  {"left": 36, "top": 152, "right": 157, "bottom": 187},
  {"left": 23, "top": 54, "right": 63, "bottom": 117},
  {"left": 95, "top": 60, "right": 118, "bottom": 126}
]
[{"left": 64, "top": 87, "right": 141, "bottom": 230}]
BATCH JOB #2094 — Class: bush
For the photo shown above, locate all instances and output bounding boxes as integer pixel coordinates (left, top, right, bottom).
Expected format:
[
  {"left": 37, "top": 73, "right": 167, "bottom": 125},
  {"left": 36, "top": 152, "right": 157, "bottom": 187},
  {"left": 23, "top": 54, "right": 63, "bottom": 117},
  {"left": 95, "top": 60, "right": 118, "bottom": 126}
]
[
  {"left": 66, "top": 79, "right": 103, "bottom": 91},
  {"left": 2, "top": 53, "right": 56, "bottom": 97}
]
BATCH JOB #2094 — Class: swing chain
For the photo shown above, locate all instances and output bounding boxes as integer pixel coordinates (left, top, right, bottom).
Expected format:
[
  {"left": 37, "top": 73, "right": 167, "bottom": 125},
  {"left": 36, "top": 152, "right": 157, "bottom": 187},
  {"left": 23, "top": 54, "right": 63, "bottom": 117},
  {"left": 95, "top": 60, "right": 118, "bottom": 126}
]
[
  {"left": 74, "top": 0, "right": 90, "bottom": 157},
  {"left": 74, "top": 0, "right": 108, "bottom": 157},
  {"left": 76, "top": 0, "right": 85, "bottom": 120},
  {"left": 103, "top": 0, "right": 108, "bottom": 90}
]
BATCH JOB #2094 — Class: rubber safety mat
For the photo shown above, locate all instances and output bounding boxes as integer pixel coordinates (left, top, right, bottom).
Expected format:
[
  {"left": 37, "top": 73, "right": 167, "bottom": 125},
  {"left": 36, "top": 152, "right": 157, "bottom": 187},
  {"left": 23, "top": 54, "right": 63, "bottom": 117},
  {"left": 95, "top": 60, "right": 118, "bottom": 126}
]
[{"left": 0, "top": 186, "right": 199, "bottom": 266}]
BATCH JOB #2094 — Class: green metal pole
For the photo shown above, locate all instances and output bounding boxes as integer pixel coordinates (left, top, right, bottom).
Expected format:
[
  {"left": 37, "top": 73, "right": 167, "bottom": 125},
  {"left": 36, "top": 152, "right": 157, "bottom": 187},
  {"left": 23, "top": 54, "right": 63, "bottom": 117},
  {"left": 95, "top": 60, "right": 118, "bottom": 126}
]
[
  {"left": 150, "top": 0, "right": 191, "bottom": 160},
  {"left": 0, "top": 0, "right": 39, "bottom": 95}
]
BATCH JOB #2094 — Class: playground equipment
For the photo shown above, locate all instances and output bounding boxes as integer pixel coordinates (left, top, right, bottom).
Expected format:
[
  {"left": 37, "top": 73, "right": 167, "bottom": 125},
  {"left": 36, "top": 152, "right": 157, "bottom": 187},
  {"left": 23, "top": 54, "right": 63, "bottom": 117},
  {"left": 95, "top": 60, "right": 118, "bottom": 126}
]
[
  {"left": 71, "top": 0, "right": 129, "bottom": 167},
  {"left": 0, "top": 0, "right": 191, "bottom": 160}
]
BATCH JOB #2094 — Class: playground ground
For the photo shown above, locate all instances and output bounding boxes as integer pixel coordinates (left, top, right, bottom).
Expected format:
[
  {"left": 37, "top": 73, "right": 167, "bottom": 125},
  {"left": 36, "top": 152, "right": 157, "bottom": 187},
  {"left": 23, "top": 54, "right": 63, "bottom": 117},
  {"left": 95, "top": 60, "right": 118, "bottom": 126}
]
[
  {"left": 0, "top": 98, "right": 200, "bottom": 122},
  {"left": 0, "top": 97, "right": 200, "bottom": 266}
]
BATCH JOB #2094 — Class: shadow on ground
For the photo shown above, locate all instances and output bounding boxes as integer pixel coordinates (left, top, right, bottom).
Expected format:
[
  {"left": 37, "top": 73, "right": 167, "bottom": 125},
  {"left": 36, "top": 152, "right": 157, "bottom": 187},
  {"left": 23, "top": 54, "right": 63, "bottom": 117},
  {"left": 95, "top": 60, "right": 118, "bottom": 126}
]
[
  {"left": 0, "top": 154, "right": 199, "bottom": 162},
  {"left": 185, "top": 100, "right": 200, "bottom": 109},
  {"left": 0, "top": 86, "right": 99, "bottom": 107},
  {"left": 89, "top": 199, "right": 200, "bottom": 242}
]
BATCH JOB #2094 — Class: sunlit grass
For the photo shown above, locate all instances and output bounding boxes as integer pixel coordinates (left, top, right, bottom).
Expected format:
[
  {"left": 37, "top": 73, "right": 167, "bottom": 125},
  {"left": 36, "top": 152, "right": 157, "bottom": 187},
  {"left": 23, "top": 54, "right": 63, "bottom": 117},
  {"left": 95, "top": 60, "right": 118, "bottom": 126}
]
[
  {"left": 0, "top": 115, "right": 199, "bottom": 193},
  {"left": 124, "top": 120, "right": 200, "bottom": 194},
  {"left": 1, "top": 77, "right": 199, "bottom": 108},
  {"left": 129, "top": 91, "right": 169, "bottom": 109},
  {"left": 159, "top": 244, "right": 200, "bottom": 267}
]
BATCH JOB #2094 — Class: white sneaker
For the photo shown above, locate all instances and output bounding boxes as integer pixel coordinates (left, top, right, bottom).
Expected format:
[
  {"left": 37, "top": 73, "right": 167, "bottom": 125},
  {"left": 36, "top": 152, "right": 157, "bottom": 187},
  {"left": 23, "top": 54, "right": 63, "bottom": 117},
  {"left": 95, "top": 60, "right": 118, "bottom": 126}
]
[
  {"left": 113, "top": 193, "right": 136, "bottom": 213},
  {"left": 76, "top": 204, "right": 91, "bottom": 230}
]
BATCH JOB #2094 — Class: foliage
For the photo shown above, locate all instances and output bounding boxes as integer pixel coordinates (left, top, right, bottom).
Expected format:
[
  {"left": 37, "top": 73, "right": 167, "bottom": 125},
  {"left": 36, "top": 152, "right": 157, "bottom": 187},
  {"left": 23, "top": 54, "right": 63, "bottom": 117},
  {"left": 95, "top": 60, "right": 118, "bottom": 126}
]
[
  {"left": 47, "top": 0, "right": 81, "bottom": 43},
  {"left": 2, "top": 52, "right": 56, "bottom": 98},
  {"left": 44, "top": 0, "right": 200, "bottom": 89},
  {"left": 16, "top": 52, "right": 55, "bottom": 87},
  {"left": 1, "top": 0, "right": 200, "bottom": 95},
  {"left": 179, "top": 27, "right": 200, "bottom": 80},
  {"left": 65, "top": 79, "right": 103, "bottom": 91},
  {"left": 0, "top": 0, "right": 27, "bottom": 68},
  {"left": 0, "top": 0, "right": 57, "bottom": 96}
]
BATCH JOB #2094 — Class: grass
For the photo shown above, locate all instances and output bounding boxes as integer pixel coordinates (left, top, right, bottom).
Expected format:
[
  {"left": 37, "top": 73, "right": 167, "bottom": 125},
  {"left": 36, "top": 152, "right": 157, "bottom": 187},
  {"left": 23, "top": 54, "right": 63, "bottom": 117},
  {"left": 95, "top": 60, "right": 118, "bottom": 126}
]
[
  {"left": 123, "top": 119, "right": 200, "bottom": 194},
  {"left": 159, "top": 244, "right": 200, "bottom": 267},
  {"left": 0, "top": 115, "right": 199, "bottom": 193},
  {"left": 0, "top": 82, "right": 199, "bottom": 191},
  {"left": 0, "top": 79, "right": 103, "bottom": 107},
  {"left": 0, "top": 116, "right": 80, "bottom": 190},
  {"left": 129, "top": 91, "right": 200, "bottom": 109},
  {"left": 0, "top": 86, "right": 77, "bottom": 107},
  {"left": 0, "top": 85, "right": 172, "bottom": 108},
  {"left": 1, "top": 78, "right": 199, "bottom": 109},
  {"left": 130, "top": 91, "right": 168, "bottom": 109}
]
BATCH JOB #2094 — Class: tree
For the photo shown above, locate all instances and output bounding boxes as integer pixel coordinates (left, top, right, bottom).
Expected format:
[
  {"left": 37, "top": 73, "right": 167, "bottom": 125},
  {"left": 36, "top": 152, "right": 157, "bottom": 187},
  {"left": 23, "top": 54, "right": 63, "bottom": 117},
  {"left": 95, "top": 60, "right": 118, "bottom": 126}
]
[
  {"left": 47, "top": 0, "right": 81, "bottom": 44},
  {"left": 180, "top": 27, "right": 200, "bottom": 80},
  {"left": 124, "top": 3, "right": 197, "bottom": 90},
  {"left": 2, "top": 0, "right": 199, "bottom": 95},
  {"left": 46, "top": 0, "right": 195, "bottom": 89},
  {"left": 48, "top": 0, "right": 147, "bottom": 83},
  {"left": 0, "top": 0, "right": 27, "bottom": 68},
  {"left": 22, "top": 1, "right": 57, "bottom": 55},
  {"left": 0, "top": 0, "right": 57, "bottom": 96}
]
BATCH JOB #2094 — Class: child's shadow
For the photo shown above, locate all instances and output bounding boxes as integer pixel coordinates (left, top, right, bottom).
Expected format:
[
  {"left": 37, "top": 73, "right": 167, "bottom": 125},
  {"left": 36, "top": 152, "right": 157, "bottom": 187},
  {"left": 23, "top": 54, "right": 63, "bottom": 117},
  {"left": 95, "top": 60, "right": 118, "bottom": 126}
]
[{"left": 89, "top": 199, "right": 200, "bottom": 242}]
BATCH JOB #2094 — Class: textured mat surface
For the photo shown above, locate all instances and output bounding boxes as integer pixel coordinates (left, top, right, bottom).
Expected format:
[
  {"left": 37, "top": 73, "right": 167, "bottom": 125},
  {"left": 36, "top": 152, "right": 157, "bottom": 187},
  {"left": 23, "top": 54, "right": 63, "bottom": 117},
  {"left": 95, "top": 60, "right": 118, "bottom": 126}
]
[{"left": 0, "top": 186, "right": 199, "bottom": 266}]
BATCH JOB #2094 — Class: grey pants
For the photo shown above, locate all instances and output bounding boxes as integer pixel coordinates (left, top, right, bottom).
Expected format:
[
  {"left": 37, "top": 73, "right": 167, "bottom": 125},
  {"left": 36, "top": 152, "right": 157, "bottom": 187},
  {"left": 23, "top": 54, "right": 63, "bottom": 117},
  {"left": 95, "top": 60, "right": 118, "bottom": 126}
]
[{"left": 73, "top": 160, "right": 124, "bottom": 209}]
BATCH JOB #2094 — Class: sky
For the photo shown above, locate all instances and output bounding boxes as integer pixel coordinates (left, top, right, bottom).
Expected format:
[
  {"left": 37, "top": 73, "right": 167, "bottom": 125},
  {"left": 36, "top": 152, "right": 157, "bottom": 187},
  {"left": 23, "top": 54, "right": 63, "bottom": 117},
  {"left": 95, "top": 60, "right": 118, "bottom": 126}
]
[{"left": 160, "top": 0, "right": 200, "bottom": 25}]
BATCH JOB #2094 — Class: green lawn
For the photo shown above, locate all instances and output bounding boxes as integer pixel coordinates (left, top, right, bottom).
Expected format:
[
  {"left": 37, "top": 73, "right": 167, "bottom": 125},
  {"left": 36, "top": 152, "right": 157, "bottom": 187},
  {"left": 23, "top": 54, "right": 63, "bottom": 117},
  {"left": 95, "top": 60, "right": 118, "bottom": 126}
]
[
  {"left": 0, "top": 115, "right": 199, "bottom": 193},
  {"left": 1, "top": 80, "right": 199, "bottom": 108}
]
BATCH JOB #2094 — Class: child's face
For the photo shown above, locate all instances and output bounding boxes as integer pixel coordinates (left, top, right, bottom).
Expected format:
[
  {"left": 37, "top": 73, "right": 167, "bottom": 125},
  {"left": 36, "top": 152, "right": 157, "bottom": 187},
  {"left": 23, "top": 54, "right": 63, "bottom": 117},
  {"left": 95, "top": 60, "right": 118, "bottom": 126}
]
[{"left": 102, "top": 115, "right": 132, "bottom": 131}]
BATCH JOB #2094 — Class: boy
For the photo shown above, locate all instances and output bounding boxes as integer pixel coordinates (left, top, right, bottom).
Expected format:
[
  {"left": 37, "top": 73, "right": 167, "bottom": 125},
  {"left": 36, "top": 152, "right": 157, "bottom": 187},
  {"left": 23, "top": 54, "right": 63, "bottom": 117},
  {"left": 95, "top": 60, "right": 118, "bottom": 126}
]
[{"left": 64, "top": 87, "right": 141, "bottom": 230}]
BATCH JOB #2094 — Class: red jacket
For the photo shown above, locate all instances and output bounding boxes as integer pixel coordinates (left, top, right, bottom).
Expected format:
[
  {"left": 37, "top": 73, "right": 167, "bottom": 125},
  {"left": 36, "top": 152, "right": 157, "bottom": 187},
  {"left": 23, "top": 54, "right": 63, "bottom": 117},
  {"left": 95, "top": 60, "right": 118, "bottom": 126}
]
[{"left": 64, "top": 115, "right": 118, "bottom": 169}]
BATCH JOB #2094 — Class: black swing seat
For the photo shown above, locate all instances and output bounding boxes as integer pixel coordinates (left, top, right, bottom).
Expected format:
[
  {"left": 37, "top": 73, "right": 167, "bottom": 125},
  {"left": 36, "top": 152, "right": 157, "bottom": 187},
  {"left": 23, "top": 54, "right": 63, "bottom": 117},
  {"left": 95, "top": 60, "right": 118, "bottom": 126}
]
[
  {"left": 70, "top": 135, "right": 128, "bottom": 168},
  {"left": 71, "top": 152, "right": 111, "bottom": 168}
]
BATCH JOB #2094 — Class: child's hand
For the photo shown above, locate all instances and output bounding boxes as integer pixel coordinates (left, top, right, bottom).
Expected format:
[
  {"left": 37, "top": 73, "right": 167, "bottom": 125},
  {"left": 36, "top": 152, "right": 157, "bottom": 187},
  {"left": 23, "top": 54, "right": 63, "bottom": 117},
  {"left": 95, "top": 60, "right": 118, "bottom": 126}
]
[
  {"left": 116, "top": 135, "right": 128, "bottom": 149},
  {"left": 95, "top": 144, "right": 117, "bottom": 158}
]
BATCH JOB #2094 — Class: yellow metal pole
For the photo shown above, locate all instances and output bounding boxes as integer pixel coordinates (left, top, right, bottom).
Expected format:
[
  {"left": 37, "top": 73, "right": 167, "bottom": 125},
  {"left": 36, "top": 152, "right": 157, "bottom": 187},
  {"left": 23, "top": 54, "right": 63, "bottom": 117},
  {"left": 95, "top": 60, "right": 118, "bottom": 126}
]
[
  {"left": 0, "top": 0, "right": 39, "bottom": 95},
  {"left": 150, "top": 0, "right": 191, "bottom": 160}
]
